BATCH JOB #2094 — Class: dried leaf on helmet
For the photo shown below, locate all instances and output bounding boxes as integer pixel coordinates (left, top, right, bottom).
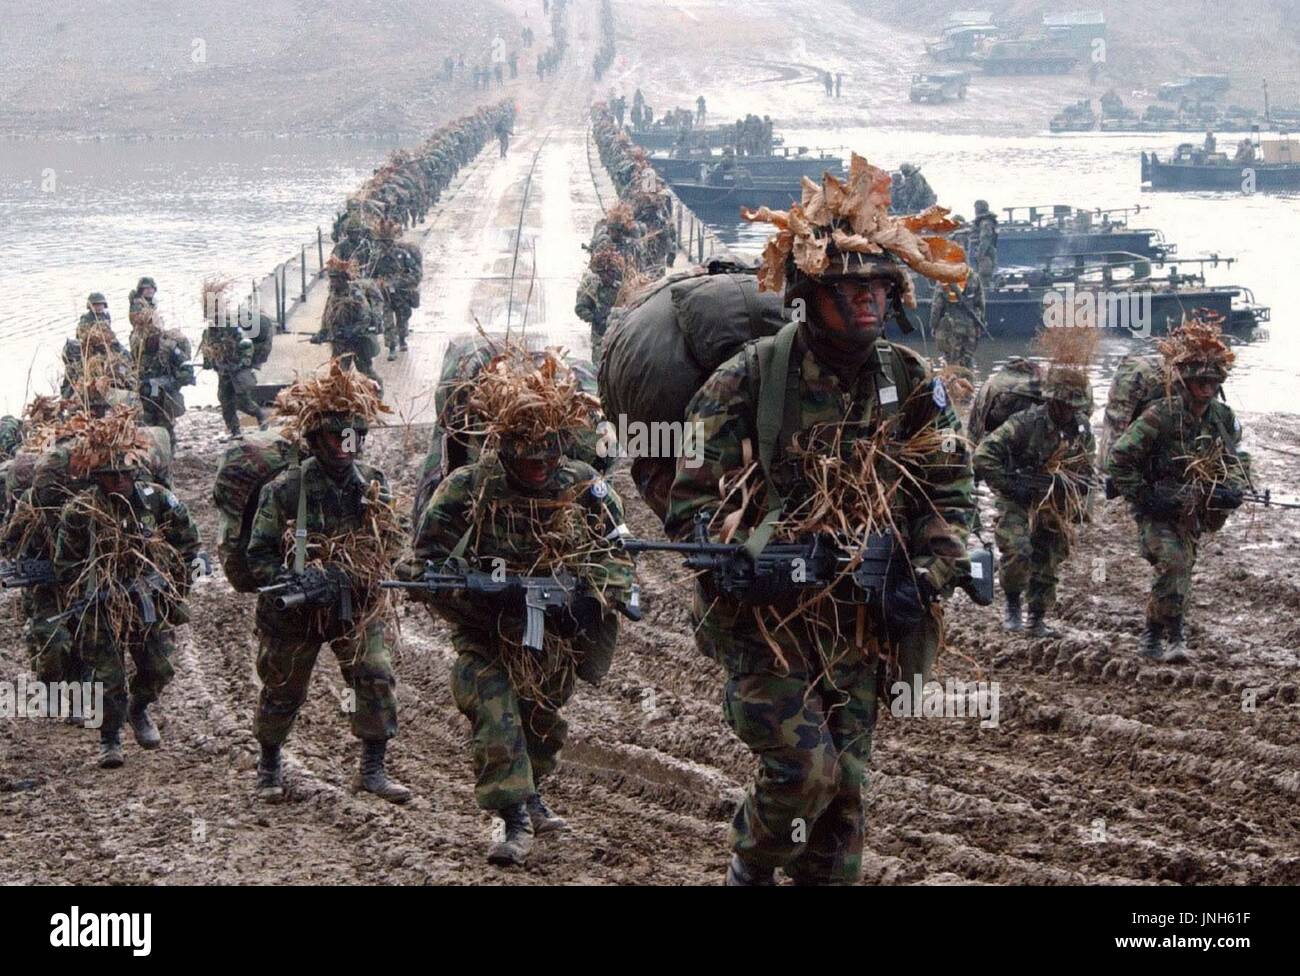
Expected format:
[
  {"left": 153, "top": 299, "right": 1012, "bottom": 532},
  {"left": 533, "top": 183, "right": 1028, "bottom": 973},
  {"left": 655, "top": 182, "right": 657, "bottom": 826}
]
[
  {"left": 1158, "top": 309, "right": 1234, "bottom": 377},
  {"left": 1033, "top": 324, "right": 1102, "bottom": 369},
  {"left": 458, "top": 339, "right": 599, "bottom": 448},
  {"left": 272, "top": 359, "right": 392, "bottom": 444},
  {"left": 61, "top": 405, "right": 153, "bottom": 477},
  {"left": 742, "top": 152, "right": 968, "bottom": 297}
]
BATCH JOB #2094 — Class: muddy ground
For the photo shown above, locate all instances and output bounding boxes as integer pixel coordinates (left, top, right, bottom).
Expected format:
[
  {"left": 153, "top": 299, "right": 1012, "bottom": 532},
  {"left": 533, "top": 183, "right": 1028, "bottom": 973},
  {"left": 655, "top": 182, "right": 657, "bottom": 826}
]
[{"left": 2, "top": 403, "right": 1297, "bottom": 886}]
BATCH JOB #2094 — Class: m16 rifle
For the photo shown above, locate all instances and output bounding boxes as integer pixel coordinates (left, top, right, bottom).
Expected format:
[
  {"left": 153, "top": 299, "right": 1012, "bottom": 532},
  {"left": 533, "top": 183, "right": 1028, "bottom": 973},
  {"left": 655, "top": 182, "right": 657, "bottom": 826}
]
[
  {"left": 258, "top": 566, "right": 353, "bottom": 622},
  {"left": 381, "top": 565, "right": 578, "bottom": 651},
  {"left": 47, "top": 569, "right": 170, "bottom": 626},
  {"left": 0, "top": 558, "right": 55, "bottom": 589}
]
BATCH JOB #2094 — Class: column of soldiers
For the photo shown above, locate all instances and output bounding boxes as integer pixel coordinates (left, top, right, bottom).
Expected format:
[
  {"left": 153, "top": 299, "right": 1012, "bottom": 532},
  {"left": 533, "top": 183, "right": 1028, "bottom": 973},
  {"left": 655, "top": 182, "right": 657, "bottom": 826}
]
[
  {"left": 318, "top": 102, "right": 518, "bottom": 373},
  {"left": 578, "top": 100, "right": 679, "bottom": 364}
]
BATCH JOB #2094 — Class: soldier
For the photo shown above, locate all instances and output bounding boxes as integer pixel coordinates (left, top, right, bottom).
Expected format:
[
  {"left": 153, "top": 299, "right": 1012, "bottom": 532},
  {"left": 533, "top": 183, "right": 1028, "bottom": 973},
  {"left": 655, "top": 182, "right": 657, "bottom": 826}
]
[
  {"left": 893, "top": 163, "right": 937, "bottom": 213},
  {"left": 78, "top": 292, "right": 112, "bottom": 333},
  {"left": 363, "top": 221, "right": 421, "bottom": 362},
  {"left": 972, "top": 369, "right": 1095, "bottom": 636},
  {"left": 666, "top": 159, "right": 974, "bottom": 885},
  {"left": 1107, "top": 324, "right": 1248, "bottom": 663},
  {"left": 929, "top": 265, "right": 986, "bottom": 370},
  {"left": 971, "top": 199, "right": 999, "bottom": 291},
  {"left": 697, "top": 94, "right": 707, "bottom": 123},
  {"left": 403, "top": 349, "right": 635, "bottom": 865},
  {"left": 0, "top": 415, "right": 21, "bottom": 461},
  {"left": 129, "top": 306, "right": 195, "bottom": 447},
  {"left": 495, "top": 113, "right": 512, "bottom": 158},
  {"left": 61, "top": 322, "right": 133, "bottom": 401},
  {"left": 316, "top": 258, "right": 383, "bottom": 390},
  {"left": 127, "top": 276, "right": 158, "bottom": 329},
  {"left": 200, "top": 318, "right": 269, "bottom": 439},
  {"left": 244, "top": 370, "right": 408, "bottom": 803},
  {"left": 53, "top": 439, "right": 200, "bottom": 767},
  {"left": 574, "top": 247, "right": 625, "bottom": 367}
]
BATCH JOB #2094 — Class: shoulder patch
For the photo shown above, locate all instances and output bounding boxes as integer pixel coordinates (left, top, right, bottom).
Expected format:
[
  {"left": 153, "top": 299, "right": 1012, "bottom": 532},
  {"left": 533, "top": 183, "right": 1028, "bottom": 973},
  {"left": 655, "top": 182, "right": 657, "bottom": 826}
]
[
  {"left": 932, "top": 377, "right": 948, "bottom": 410},
  {"left": 589, "top": 477, "right": 610, "bottom": 500}
]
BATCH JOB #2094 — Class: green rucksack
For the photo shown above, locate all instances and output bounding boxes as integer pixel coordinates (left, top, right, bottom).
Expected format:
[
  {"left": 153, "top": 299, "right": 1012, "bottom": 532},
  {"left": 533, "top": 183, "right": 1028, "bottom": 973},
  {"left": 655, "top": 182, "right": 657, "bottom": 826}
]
[
  {"left": 212, "top": 429, "right": 296, "bottom": 592},
  {"left": 968, "top": 357, "right": 1043, "bottom": 444},
  {"left": 0, "top": 415, "right": 21, "bottom": 460}
]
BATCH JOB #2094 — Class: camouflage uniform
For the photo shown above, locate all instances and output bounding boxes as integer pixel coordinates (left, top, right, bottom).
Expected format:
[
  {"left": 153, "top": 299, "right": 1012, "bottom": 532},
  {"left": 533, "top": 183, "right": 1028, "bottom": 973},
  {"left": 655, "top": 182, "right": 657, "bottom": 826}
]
[
  {"left": 320, "top": 277, "right": 383, "bottom": 387},
  {"left": 972, "top": 402, "right": 1095, "bottom": 620},
  {"left": 362, "top": 238, "right": 421, "bottom": 356},
  {"left": 1107, "top": 394, "right": 1250, "bottom": 630},
  {"left": 664, "top": 329, "right": 974, "bottom": 884},
  {"left": 201, "top": 326, "right": 266, "bottom": 436},
  {"left": 0, "top": 416, "right": 20, "bottom": 460},
  {"left": 410, "top": 455, "right": 633, "bottom": 811},
  {"left": 53, "top": 478, "right": 200, "bottom": 737},
  {"left": 130, "top": 324, "right": 195, "bottom": 445},
  {"left": 929, "top": 271, "right": 985, "bottom": 370},
  {"left": 575, "top": 263, "right": 623, "bottom": 366},
  {"left": 893, "top": 167, "right": 936, "bottom": 213},
  {"left": 971, "top": 206, "right": 998, "bottom": 291},
  {"left": 244, "top": 456, "right": 399, "bottom": 747}
]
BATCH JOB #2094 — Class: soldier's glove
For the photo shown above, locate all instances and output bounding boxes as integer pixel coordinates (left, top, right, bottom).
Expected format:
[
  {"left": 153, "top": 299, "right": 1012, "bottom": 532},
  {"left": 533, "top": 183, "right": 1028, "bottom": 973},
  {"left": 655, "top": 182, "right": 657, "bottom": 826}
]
[
  {"left": 546, "top": 594, "right": 603, "bottom": 640},
  {"left": 1214, "top": 486, "right": 1245, "bottom": 510},
  {"left": 882, "top": 570, "right": 935, "bottom": 635},
  {"left": 308, "top": 334, "right": 327, "bottom": 345},
  {"left": 1007, "top": 483, "right": 1036, "bottom": 506}
]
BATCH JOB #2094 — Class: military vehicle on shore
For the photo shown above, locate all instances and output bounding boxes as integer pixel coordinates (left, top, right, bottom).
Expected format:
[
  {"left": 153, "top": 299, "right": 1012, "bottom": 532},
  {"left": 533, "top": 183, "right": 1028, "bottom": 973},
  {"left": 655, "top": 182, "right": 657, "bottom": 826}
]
[
  {"left": 973, "top": 38, "right": 1077, "bottom": 75},
  {"left": 910, "top": 70, "right": 970, "bottom": 103}
]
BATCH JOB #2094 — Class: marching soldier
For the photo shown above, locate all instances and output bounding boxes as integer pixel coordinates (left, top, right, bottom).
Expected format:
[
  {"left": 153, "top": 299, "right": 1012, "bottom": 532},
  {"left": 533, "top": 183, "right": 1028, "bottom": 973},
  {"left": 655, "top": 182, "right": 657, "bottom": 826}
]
[
  {"left": 1107, "top": 324, "right": 1249, "bottom": 663},
  {"left": 971, "top": 200, "right": 999, "bottom": 291},
  {"left": 200, "top": 317, "right": 269, "bottom": 439},
  {"left": 78, "top": 292, "right": 112, "bottom": 332},
  {"left": 665, "top": 157, "right": 974, "bottom": 885},
  {"left": 53, "top": 436, "right": 200, "bottom": 767},
  {"left": 129, "top": 305, "right": 195, "bottom": 447},
  {"left": 574, "top": 247, "right": 625, "bottom": 367},
  {"left": 929, "top": 265, "right": 985, "bottom": 370},
  {"left": 403, "top": 350, "right": 635, "bottom": 865},
  {"left": 316, "top": 259, "right": 384, "bottom": 389},
  {"left": 973, "top": 369, "right": 1095, "bottom": 637},
  {"left": 244, "top": 368, "right": 408, "bottom": 803},
  {"left": 362, "top": 221, "right": 421, "bottom": 362}
]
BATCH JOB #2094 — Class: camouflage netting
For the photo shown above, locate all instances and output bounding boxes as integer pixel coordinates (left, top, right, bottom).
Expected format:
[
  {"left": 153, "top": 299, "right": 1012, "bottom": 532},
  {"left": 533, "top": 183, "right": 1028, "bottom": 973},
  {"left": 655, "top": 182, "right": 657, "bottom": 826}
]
[{"left": 271, "top": 359, "right": 392, "bottom": 443}]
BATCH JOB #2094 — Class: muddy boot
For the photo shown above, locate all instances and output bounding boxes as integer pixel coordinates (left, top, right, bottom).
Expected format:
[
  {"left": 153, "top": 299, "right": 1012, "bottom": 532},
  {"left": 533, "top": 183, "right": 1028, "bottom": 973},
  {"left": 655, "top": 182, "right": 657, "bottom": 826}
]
[
  {"left": 526, "top": 793, "right": 568, "bottom": 834},
  {"left": 255, "top": 407, "right": 270, "bottom": 432},
  {"left": 399, "top": 339, "right": 409, "bottom": 352},
  {"left": 1137, "top": 621, "right": 1164, "bottom": 660},
  {"left": 1002, "top": 593, "right": 1023, "bottom": 632},
  {"left": 487, "top": 803, "right": 534, "bottom": 866},
  {"left": 725, "top": 853, "right": 775, "bottom": 886},
  {"left": 256, "top": 743, "right": 284, "bottom": 802},
  {"left": 1162, "top": 617, "right": 1189, "bottom": 664},
  {"left": 127, "top": 699, "right": 162, "bottom": 750},
  {"left": 98, "top": 730, "right": 125, "bottom": 769},
  {"left": 386, "top": 346, "right": 397, "bottom": 362},
  {"left": 356, "top": 739, "right": 411, "bottom": 804},
  {"left": 1026, "top": 607, "right": 1058, "bottom": 639}
]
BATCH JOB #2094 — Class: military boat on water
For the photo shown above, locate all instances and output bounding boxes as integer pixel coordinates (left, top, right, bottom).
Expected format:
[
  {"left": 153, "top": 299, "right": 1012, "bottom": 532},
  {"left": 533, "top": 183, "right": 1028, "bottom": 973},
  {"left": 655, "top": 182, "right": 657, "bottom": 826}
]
[
  {"left": 954, "top": 204, "right": 1175, "bottom": 267},
  {"left": 648, "top": 149, "right": 843, "bottom": 184},
  {"left": 1141, "top": 132, "right": 1300, "bottom": 190},
  {"left": 668, "top": 175, "right": 805, "bottom": 217},
  {"left": 629, "top": 124, "right": 744, "bottom": 152},
  {"left": 904, "top": 253, "right": 1269, "bottom": 339}
]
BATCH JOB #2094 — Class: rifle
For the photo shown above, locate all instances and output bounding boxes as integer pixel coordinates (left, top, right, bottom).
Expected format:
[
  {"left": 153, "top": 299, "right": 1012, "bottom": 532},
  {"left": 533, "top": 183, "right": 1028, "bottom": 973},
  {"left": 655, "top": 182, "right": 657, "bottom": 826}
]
[
  {"left": 47, "top": 569, "right": 168, "bottom": 626},
  {"left": 620, "top": 515, "right": 897, "bottom": 606},
  {"left": 947, "top": 282, "right": 993, "bottom": 339},
  {"left": 0, "top": 558, "right": 55, "bottom": 589},
  {"left": 381, "top": 566, "right": 577, "bottom": 651},
  {"left": 258, "top": 568, "right": 353, "bottom": 622},
  {"left": 1010, "top": 468, "right": 1102, "bottom": 497},
  {"left": 1157, "top": 480, "right": 1300, "bottom": 511}
]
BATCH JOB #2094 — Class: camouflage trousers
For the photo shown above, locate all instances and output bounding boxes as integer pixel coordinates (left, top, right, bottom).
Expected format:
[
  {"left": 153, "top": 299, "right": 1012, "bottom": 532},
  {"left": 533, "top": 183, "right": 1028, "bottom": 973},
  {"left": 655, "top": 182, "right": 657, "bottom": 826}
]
[
  {"left": 723, "top": 654, "right": 878, "bottom": 885},
  {"left": 994, "top": 499, "right": 1070, "bottom": 612},
  {"left": 332, "top": 335, "right": 382, "bottom": 389},
  {"left": 934, "top": 318, "right": 979, "bottom": 370},
  {"left": 382, "top": 307, "right": 411, "bottom": 351},
  {"left": 21, "top": 586, "right": 76, "bottom": 685},
  {"left": 450, "top": 649, "right": 576, "bottom": 811},
  {"left": 1137, "top": 517, "right": 1198, "bottom": 626},
  {"left": 79, "top": 625, "right": 176, "bottom": 733},
  {"left": 589, "top": 326, "right": 605, "bottom": 369},
  {"left": 217, "top": 369, "right": 262, "bottom": 434},
  {"left": 253, "top": 612, "right": 398, "bottom": 747}
]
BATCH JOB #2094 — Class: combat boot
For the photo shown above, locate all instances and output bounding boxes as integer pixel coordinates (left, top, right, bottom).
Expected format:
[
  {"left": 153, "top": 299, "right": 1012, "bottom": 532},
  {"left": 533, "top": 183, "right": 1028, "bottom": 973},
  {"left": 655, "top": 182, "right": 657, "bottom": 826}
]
[
  {"left": 526, "top": 793, "right": 568, "bottom": 834},
  {"left": 399, "top": 339, "right": 409, "bottom": 352},
  {"left": 1026, "top": 607, "right": 1059, "bottom": 639},
  {"left": 127, "top": 698, "right": 162, "bottom": 749},
  {"left": 1137, "top": 621, "right": 1164, "bottom": 660},
  {"left": 386, "top": 346, "right": 397, "bottom": 362},
  {"left": 1162, "top": 617, "right": 1189, "bottom": 664},
  {"left": 1002, "top": 593, "right": 1023, "bottom": 632},
  {"left": 487, "top": 803, "right": 535, "bottom": 866},
  {"left": 356, "top": 739, "right": 411, "bottom": 804},
  {"left": 256, "top": 743, "right": 284, "bottom": 802},
  {"left": 98, "top": 730, "right": 125, "bottom": 769},
  {"left": 255, "top": 407, "right": 270, "bottom": 432},
  {"left": 725, "top": 853, "right": 775, "bottom": 886}
]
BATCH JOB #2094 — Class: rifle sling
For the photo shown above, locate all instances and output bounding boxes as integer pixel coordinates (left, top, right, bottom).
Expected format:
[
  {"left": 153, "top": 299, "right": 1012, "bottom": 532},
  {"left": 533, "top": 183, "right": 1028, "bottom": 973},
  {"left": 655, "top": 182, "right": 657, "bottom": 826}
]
[{"left": 293, "top": 448, "right": 308, "bottom": 575}]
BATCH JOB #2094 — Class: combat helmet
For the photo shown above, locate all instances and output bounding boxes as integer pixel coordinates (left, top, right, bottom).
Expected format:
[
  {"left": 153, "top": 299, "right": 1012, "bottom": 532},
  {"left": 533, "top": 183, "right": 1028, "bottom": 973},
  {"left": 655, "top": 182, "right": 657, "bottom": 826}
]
[
  {"left": 973, "top": 199, "right": 991, "bottom": 217},
  {"left": 1043, "top": 366, "right": 1092, "bottom": 412},
  {"left": 1159, "top": 311, "right": 1234, "bottom": 386},
  {"left": 86, "top": 291, "right": 108, "bottom": 308},
  {"left": 742, "top": 152, "right": 969, "bottom": 327},
  {"left": 135, "top": 276, "right": 158, "bottom": 292},
  {"left": 900, "top": 162, "right": 918, "bottom": 177}
]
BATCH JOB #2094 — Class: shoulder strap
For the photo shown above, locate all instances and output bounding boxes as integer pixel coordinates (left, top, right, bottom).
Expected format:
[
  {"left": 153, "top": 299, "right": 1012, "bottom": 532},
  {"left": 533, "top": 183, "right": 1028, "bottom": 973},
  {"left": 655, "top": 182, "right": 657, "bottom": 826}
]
[
  {"left": 744, "top": 321, "right": 799, "bottom": 558},
  {"left": 292, "top": 448, "right": 308, "bottom": 574},
  {"left": 447, "top": 462, "right": 489, "bottom": 564}
]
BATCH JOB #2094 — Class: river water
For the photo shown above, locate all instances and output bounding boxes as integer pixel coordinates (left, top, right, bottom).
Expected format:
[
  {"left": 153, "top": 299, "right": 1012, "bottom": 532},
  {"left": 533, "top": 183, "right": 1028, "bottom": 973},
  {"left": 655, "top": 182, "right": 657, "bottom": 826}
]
[
  {"left": 712, "top": 127, "right": 1300, "bottom": 415},
  {"left": 0, "top": 137, "right": 399, "bottom": 415},
  {"left": 1, "top": 129, "right": 1296, "bottom": 419}
]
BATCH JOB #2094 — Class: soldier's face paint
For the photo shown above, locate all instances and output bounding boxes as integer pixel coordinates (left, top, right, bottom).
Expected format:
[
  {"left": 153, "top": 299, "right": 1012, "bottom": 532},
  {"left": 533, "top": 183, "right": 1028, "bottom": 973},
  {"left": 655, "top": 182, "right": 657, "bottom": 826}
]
[
  {"left": 811, "top": 279, "right": 889, "bottom": 350},
  {"left": 314, "top": 430, "right": 358, "bottom": 470},
  {"left": 141, "top": 287, "right": 156, "bottom": 300},
  {"left": 1047, "top": 400, "right": 1075, "bottom": 426},
  {"left": 1186, "top": 378, "right": 1220, "bottom": 413},
  {"left": 94, "top": 472, "right": 135, "bottom": 497},
  {"left": 91, "top": 303, "right": 108, "bottom": 315}
]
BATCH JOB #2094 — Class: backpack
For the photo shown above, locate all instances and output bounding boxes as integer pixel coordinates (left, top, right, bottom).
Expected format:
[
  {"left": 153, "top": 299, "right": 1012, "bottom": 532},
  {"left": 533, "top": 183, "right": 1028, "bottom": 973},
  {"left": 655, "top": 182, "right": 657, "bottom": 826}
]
[
  {"left": 1104, "top": 350, "right": 1167, "bottom": 441},
  {"left": 212, "top": 430, "right": 296, "bottom": 592},
  {"left": 968, "top": 357, "right": 1043, "bottom": 444}
]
